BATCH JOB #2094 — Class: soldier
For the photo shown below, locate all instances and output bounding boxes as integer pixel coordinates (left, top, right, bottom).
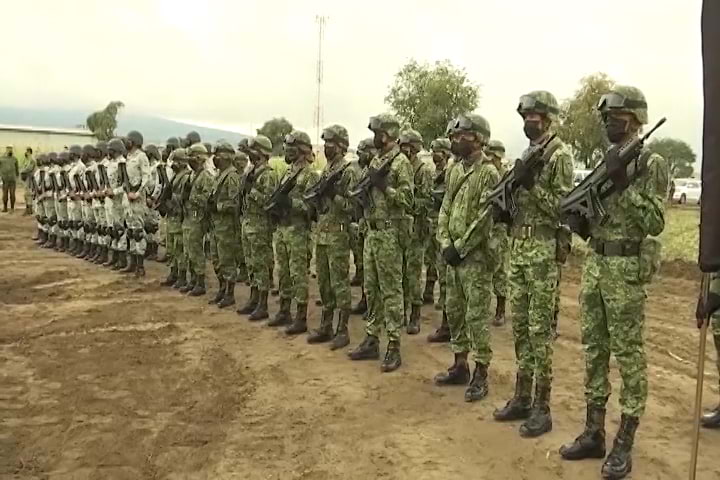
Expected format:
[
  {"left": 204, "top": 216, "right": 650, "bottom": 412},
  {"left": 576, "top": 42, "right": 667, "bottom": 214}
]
[
  {"left": 55, "top": 151, "right": 72, "bottom": 252},
  {"left": 32, "top": 154, "right": 47, "bottom": 243},
  {"left": 349, "top": 138, "right": 375, "bottom": 316},
  {"left": 233, "top": 140, "right": 251, "bottom": 283},
  {"left": 184, "top": 131, "right": 202, "bottom": 148},
  {"left": 180, "top": 143, "right": 214, "bottom": 296},
  {"left": 426, "top": 138, "right": 454, "bottom": 342},
  {"left": 207, "top": 141, "right": 241, "bottom": 308},
  {"left": 238, "top": 135, "right": 277, "bottom": 320},
  {"left": 434, "top": 114, "right": 499, "bottom": 402},
  {"left": 144, "top": 144, "right": 163, "bottom": 261},
  {"left": 493, "top": 92, "right": 573, "bottom": 438},
  {"left": 306, "top": 124, "right": 357, "bottom": 349},
  {"left": 399, "top": 129, "right": 432, "bottom": 335},
  {"left": 699, "top": 276, "right": 720, "bottom": 428},
  {"left": 41, "top": 153, "right": 59, "bottom": 249},
  {"left": 94, "top": 142, "right": 111, "bottom": 265},
  {"left": 80, "top": 145, "right": 99, "bottom": 260},
  {"left": 103, "top": 139, "right": 129, "bottom": 270},
  {"left": 21, "top": 147, "right": 36, "bottom": 216},
  {"left": 348, "top": 114, "right": 413, "bottom": 373},
  {"left": 485, "top": 140, "right": 510, "bottom": 327},
  {"left": 269, "top": 130, "right": 320, "bottom": 335},
  {"left": 157, "top": 137, "right": 181, "bottom": 264},
  {"left": 559, "top": 86, "right": 668, "bottom": 480},
  {"left": 162, "top": 148, "right": 191, "bottom": 288},
  {"left": 66, "top": 145, "right": 86, "bottom": 255},
  {"left": 0, "top": 145, "right": 19, "bottom": 213}
]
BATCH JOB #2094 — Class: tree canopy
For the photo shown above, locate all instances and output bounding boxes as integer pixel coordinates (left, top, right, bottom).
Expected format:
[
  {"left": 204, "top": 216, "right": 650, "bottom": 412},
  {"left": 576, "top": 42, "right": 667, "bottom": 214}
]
[
  {"left": 86, "top": 101, "right": 125, "bottom": 141},
  {"left": 257, "top": 117, "right": 294, "bottom": 156},
  {"left": 646, "top": 137, "right": 696, "bottom": 178}
]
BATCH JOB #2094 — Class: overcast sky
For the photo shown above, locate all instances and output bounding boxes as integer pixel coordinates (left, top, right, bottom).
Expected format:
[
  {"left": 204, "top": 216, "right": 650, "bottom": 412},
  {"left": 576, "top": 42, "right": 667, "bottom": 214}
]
[{"left": 4, "top": 0, "right": 703, "bottom": 159}]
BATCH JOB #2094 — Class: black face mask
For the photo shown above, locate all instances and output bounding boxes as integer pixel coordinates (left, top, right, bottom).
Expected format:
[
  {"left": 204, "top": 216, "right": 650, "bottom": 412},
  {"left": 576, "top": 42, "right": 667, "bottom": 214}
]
[
  {"left": 451, "top": 140, "right": 473, "bottom": 158},
  {"left": 400, "top": 146, "right": 414, "bottom": 159},
  {"left": 324, "top": 144, "right": 338, "bottom": 161},
  {"left": 358, "top": 152, "right": 370, "bottom": 168},
  {"left": 523, "top": 120, "right": 543, "bottom": 141},
  {"left": 373, "top": 133, "right": 385, "bottom": 149},
  {"left": 285, "top": 146, "right": 299, "bottom": 164},
  {"left": 605, "top": 116, "right": 629, "bottom": 144}
]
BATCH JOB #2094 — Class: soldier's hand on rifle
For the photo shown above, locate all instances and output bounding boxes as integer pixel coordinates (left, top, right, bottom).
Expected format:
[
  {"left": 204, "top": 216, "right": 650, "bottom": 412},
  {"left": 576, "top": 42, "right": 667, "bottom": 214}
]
[
  {"left": 566, "top": 214, "right": 591, "bottom": 240},
  {"left": 696, "top": 291, "right": 720, "bottom": 328},
  {"left": 370, "top": 169, "right": 387, "bottom": 191},
  {"left": 278, "top": 194, "right": 292, "bottom": 211},
  {"left": 442, "top": 245, "right": 462, "bottom": 267},
  {"left": 127, "top": 192, "right": 139, "bottom": 201},
  {"left": 514, "top": 159, "right": 537, "bottom": 190}
]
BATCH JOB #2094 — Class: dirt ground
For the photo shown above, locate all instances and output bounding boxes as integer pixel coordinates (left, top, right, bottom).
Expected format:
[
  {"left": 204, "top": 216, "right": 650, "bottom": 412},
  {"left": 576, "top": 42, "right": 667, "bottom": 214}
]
[{"left": 2, "top": 209, "right": 720, "bottom": 480}]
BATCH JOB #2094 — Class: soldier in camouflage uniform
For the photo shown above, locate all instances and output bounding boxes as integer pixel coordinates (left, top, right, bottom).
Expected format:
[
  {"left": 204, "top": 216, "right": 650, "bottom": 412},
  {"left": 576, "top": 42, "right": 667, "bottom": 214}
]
[
  {"left": 434, "top": 114, "right": 499, "bottom": 402},
  {"left": 143, "top": 144, "right": 163, "bottom": 261},
  {"left": 180, "top": 143, "right": 214, "bottom": 296},
  {"left": 80, "top": 145, "right": 100, "bottom": 261},
  {"left": 493, "top": 92, "right": 574, "bottom": 439},
  {"left": 699, "top": 274, "right": 720, "bottom": 428},
  {"left": 55, "top": 152, "right": 71, "bottom": 252},
  {"left": 399, "top": 129, "right": 432, "bottom": 335},
  {"left": 305, "top": 125, "right": 357, "bottom": 349},
  {"left": 237, "top": 135, "right": 278, "bottom": 320},
  {"left": 32, "top": 154, "right": 47, "bottom": 244},
  {"left": 207, "top": 141, "right": 241, "bottom": 308},
  {"left": 161, "top": 149, "right": 191, "bottom": 288},
  {"left": 485, "top": 140, "right": 510, "bottom": 327},
  {"left": 40, "top": 153, "right": 59, "bottom": 248},
  {"left": 94, "top": 142, "right": 112, "bottom": 265},
  {"left": 268, "top": 130, "right": 320, "bottom": 335},
  {"left": 559, "top": 86, "right": 669, "bottom": 480},
  {"left": 348, "top": 114, "right": 413, "bottom": 373},
  {"left": 104, "top": 139, "right": 129, "bottom": 270},
  {"left": 234, "top": 138, "right": 252, "bottom": 283},
  {"left": 427, "top": 138, "right": 454, "bottom": 342},
  {"left": 21, "top": 148, "right": 36, "bottom": 216},
  {"left": 66, "top": 145, "right": 86, "bottom": 255}
]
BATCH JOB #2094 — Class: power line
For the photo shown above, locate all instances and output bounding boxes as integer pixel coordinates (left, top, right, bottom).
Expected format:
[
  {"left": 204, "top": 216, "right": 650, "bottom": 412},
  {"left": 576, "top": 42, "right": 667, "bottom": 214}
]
[{"left": 314, "top": 15, "right": 327, "bottom": 146}]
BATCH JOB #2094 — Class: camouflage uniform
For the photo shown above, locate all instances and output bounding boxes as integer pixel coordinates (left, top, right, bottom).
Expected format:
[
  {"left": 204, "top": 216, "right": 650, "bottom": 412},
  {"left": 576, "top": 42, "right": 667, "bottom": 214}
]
[
  {"left": 122, "top": 143, "right": 151, "bottom": 259},
  {"left": 32, "top": 158, "right": 47, "bottom": 240},
  {"left": 21, "top": 153, "right": 36, "bottom": 214},
  {"left": 42, "top": 158, "right": 59, "bottom": 245},
  {"left": 106, "top": 151, "right": 128, "bottom": 260},
  {"left": 486, "top": 140, "right": 511, "bottom": 326},
  {"left": 67, "top": 149, "right": 86, "bottom": 250},
  {"left": 165, "top": 152, "right": 191, "bottom": 287},
  {"left": 55, "top": 157, "right": 71, "bottom": 248}
]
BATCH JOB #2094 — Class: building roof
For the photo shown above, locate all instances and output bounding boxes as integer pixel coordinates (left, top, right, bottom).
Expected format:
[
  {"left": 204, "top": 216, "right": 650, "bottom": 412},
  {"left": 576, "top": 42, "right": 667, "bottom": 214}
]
[{"left": 0, "top": 123, "right": 95, "bottom": 137}]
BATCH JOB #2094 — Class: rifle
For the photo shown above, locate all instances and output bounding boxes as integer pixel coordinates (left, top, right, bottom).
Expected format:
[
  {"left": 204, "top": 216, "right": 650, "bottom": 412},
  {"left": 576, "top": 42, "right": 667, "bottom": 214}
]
[
  {"left": 29, "top": 175, "right": 38, "bottom": 198},
  {"left": 430, "top": 169, "right": 447, "bottom": 209},
  {"left": 304, "top": 162, "right": 349, "bottom": 204},
  {"left": 39, "top": 170, "right": 46, "bottom": 196},
  {"left": 486, "top": 133, "right": 558, "bottom": 225},
  {"left": 157, "top": 164, "right": 170, "bottom": 201},
  {"left": 118, "top": 161, "right": 132, "bottom": 192},
  {"left": 348, "top": 152, "right": 400, "bottom": 206},
  {"left": 560, "top": 117, "right": 666, "bottom": 238},
  {"left": 264, "top": 166, "right": 303, "bottom": 217},
  {"left": 73, "top": 173, "right": 87, "bottom": 195},
  {"left": 85, "top": 169, "right": 99, "bottom": 192}
]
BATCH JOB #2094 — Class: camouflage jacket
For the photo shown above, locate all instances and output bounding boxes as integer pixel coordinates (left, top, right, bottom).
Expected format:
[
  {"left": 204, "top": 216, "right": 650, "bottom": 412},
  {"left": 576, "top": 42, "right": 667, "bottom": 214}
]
[
  {"left": 278, "top": 160, "right": 320, "bottom": 226},
  {"left": 211, "top": 166, "right": 241, "bottom": 216},
  {"left": 184, "top": 169, "right": 214, "bottom": 220},
  {"left": 410, "top": 156, "right": 434, "bottom": 232},
  {"left": 243, "top": 163, "right": 278, "bottom": 224},
  {"left": 167, "top": 168, "right": 190, "bottom": 218},
  {"left": 125, "top": 149, "right": 151, "bottom": 193},
  {"left": 315, "top": 156, "right": 358, "bottom": 244},
  {"left": 364, "top": 145, "right": 413, "bottom": 223}
]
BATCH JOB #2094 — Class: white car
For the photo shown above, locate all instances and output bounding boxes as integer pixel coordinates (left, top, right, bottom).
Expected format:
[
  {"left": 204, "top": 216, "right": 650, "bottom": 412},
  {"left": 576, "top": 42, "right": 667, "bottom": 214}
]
[{"left": 672, "top": 178, "right": 701, "bottom": 204}]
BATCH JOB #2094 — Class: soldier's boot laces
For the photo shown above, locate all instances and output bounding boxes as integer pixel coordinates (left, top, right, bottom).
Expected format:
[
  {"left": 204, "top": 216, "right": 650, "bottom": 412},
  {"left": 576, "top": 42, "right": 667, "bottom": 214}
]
[
  {"left": 422, "top": 280, "right": 435, "bottom": 304},
  {"left": 188, "top": 275, "right": 206, "bottom": 296},
  {"left": 285, "top": 303, "right": 308, "bottom": 335},
  {"left": 135, "top": 255, "right": 145, "bottom": 277},
  {"left": 112, "top": 252, "right": 127, "bottom": 271},
  {"left": 493, "top": 373, "right": 533, "bottom": 421},
  {"left": 493, "top": 296, "right": 507, "bottom": 326},
  {"left": 237, "top": 286, "right": 259, "bottom": 315},
  {"left": 519, "top": 380, "right": 553, "bottom": 438},
  {"left": 120, "top": 252, "right": 137, "bottom": 273},
  {"left": 348, "top": 335, "right": 380, "bottom": 361},
  {"left": 350, "top": 268, "right": 363, "bottom": 287},
  {"left": 268, "top": 297, "right": 292, "bottom": 326},
  {"left": 407, "top": 304, "right": 421, "bottom": 335},
  {"left": 464, "top": 363, "right": 489, "bottom": 403},
  {"left": 559, "top": 406, "right": 607, "bottom": 460},
  {"left": 427, "top": 310, "right": 451, "bottom": 343},
  {"left": 307, "top": 309, "right": 334, "bottom": 344},
  {"left": 351, "top": 292, "right": 367, "bottom": 314},
  {"left": 172, "top": 270, "right": 187, "bottom": 290},
  {"left": 209, "top": 278, "right": 226, "bottom": 304},
  {"left": 380, "top": 341, "right": 402, "bottom": 373},
  {"left": 161, "top": 267, "right": 178, "bottom": 287},
  {"left": 329, "top": 309, "right": 351, "bottom": 350},
  {"left": 601, "top": 414, "right": 639, "bottom": 479},
  {"left": 701, "top": 402, "right": 720, "bottom": 429},
  {"left": 179, "top": 273, "right": 196, "bottom": 293},
  {"left": 248, "top": 290, "right": 269, "bottom": 321},
  {"left": 434, "top": 352, "right": 470, "bottom": 386},
  {"left": 217, "top": 281, "right": 236, "bottom": 308}
]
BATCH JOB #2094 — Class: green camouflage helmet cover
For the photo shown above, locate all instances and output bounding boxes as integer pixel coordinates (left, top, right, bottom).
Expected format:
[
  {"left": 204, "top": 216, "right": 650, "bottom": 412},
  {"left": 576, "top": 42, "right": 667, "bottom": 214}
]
[
  {"left": 237, "top": 137, "right": 250, "bottom": 152},
  {"left": 166, "top": 137, "right": 180, "bottom": 148},
  {"left": 108, "top": 138, "right": 126, "bottom": 155},
  {"left": 172, "top": 148, "right": 188, "bottom": 163},
  {"left": 285, "top": 130, "right": 312, "bottom": 147},
  {"left": 357, "top": 138, "right": 375, "bottom": 152},
  {"left": 321, "top": 124, "right": 350, "bottom": 146},
  {"left": 96, "top": 141, "right": 109, "bottom": 156},
  {"left": 188, "top": 143, "right": 208, "bottom": 155},
  {"left": 186, "top": 131, "right": 201, "bottom": 145},
  {"left": 399, "top": 128, "right": 424, "bottom": 148},
  {"left": 597, "top": 85, "right": 648, "bottom": 125},
  {"left": 517, "top": 90, "right": 560, "bottom": 123},
  {"left": 214, "top": 140, "right": 235, "bottom": 155},
  {"left": 486, "top": 139, "right": 505, "bottom": 157},
  {"left": 69, "top": 144, "right": 83, "bottom": 157},
  {"left": 453, "top": 114, "right": 491, "bottom": 141},
  {"left": 368, "top": 113, "right": 401, "bottom": 139},
  {"left": 250, "top": 135, "right": 273, "bottom": 155},
  {"left": 126, "top": 130, "right": 144, "bottom": 147},
  {"left": 430, "top": 138, "right": 452, "bottom": 152},
  {"left": 145, "top": 144, "right": 161, "bottom": 160}
]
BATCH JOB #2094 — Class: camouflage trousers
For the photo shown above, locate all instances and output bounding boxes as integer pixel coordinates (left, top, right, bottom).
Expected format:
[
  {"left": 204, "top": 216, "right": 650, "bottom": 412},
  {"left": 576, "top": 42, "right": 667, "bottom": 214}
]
[
  {"left": 509, "top": 238, "right": 558, "bottom": 382},
  {"left": 55, "top": 198, "right": 69, "bottom": 239},
  {"left": 105, "top": 197, "right": 127, "bottom": 252},
  {"left": 123, "top": 196, "right": 147, "bottom": 256},
  {"left": 275, "top": 224, "right": 311, "bottom": 304},
  {"left": 210, "top": 214, "right": 238, "bottom": 282},
  {"left": 580, "top": 252, "right": 648, "bottom": 418},
  {"left": 446, "top": 252, "right": 494, "bottom": 365},
  {"left": 711, "top": 313, "right": 720, "bottom": 390},
  {"left": 81, "top": 200, "right": 94, "bottom": 244},
  {"left": 42, "top": 197, "right": 56, "bottom": 235},
  {"left": 493, "top": 230, "right": 510, "bottom": 299},
  {"left": 364, "top": 227, "right": 404, "bottom": 343},
  {"left": 24, "top": 179, "right": 33, "bottom": 213},
  {"left": 350, "top": 222, "right": 364, "bottom": 280},
  {"left": 93, "top": 200, "right": 108, "bottom": 247},
  {"left": 242, "top": 217, "right": 273, "bottom": 291},
  {"left": 403, "top": 220, "right": 425, "bottom": 309},
  {"left": 144, "top": 206, "right": 161, "bottom": 245},
  {"left": 182, "top": 216, "right": 207, "bottom": 277},
  {"left": 34, "top": 198, "right": 46, "bottom": 232},
  {"left": 67, "top": 199, "right": 84, "bottom": 241},
  {"left": 166, "top": 216, "right": 185, "bottom": 272},
  {"left": 235, "top": 222, "right": 246, "bottom": 281},
  {"left": 316, "top": 231, "right": 352, "bottom": 311},
  {"left": 425, "top": 220, "right": 439, "bottom": 284}
]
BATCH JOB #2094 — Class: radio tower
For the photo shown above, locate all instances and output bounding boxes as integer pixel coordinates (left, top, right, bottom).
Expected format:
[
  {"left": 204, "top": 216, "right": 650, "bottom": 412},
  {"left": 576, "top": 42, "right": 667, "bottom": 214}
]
[{"left": 314, "top": 15, "right": 327, "bottom": 146}]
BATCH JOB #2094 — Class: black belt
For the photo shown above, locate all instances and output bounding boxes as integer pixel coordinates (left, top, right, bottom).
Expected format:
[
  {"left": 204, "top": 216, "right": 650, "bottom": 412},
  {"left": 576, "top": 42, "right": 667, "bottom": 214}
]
[{"left": 590, "top": 239, "right": 641, "bottom": 257}]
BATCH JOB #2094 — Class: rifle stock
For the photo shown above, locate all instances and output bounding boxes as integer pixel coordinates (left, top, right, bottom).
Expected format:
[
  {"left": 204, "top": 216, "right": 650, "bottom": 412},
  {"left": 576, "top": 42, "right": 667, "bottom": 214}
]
[
  {"left": 348, "top": 152, "right": 399, "bottom": 204},
  {"left": 264, "top": 167, "right": 302, "bottom": 215}
]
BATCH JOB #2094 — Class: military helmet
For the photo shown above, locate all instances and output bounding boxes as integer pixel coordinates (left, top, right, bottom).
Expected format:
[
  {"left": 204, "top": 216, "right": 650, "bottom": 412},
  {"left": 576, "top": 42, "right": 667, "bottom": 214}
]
[
  {"left": 58, "top": 151, "right": 70, "bottom": 163},
  {"left": 321, "top": 124, "right": 350, "bottom": 147},
  {"left": 166, "top": 136, "right": 180, "bottom": 148},
  {"left": 452, "top": 114, "right": 491, "bottom": 141},
  {"left": 186, "top": 131, "right": 201, "bottom": 145},
  {"left": 69, "top": 144, "right": 83, "bottom": 157},
  {"left": 357, "top": 138, "right": 375, "bottom": 152},
  {"left": 214, "top": 140, "right": 235, "bottom": 155},
  {"left": 188, "top": 143, "right": 208, "bottom": 155},
  {"left": 399, "top": 128, "right": 424, "bottom": 148},
  {"left": 285, "top": 130, "right": 312, "bottom": 147},
  {"left": 36, "top": 153, "right": 45, "bottom": 165},
  {"left": 82, "top": 144, "right": 96, "bottom": 157},
  {"left": 237, "top": 137, "right": 250, "bottom": 151},
  {"left": 126, "top": 130, "right": 144, "bottom": 147},
  {"left": 486, "top": 140, "right": 506, "bottom": 157},
  {"left": 145, "top": 144, "right": 161, "bottom": 160},
  {"left": 430, "top": 138, "right": 452, "bottom": 153},
  {"left": 597, "top": 85, "right": 648, "bottom": 125},
  {"left": 108, "top": 138, "right": 127, "bottom": 155},
  {"left": 203, "top": 142, "right": 213, "bottom": 154},
  {"left": 368, "top": 113, "right": 401, "bottom": 139},
  {"left": 250, "top": 135, "right": 273, "bottom": 156},
  {"left": 48, "top": 152, "right": 58, "bottom": 163},
  {"left": 96, "top": 141, "right": 109, "bottom": 156},
  {"left": 234, "top": 151, "right": 250, "bottom": 165},
  {"left": 517, "top": 91, "right": 560, "bottom": 122},
  {"left": 173, "top": 148, "right": 188, "bottom": 163}
]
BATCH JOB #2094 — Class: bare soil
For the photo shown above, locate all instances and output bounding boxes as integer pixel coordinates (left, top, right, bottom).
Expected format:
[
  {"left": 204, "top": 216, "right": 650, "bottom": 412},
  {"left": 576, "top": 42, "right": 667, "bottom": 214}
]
[{"left": 2, "top": 210, "right": 719, "bottom": 480}]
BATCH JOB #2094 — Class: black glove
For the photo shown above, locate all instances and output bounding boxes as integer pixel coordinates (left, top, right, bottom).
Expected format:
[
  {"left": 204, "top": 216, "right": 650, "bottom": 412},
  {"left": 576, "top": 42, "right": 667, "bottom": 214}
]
[
  {"left": 208, "top": 201, "right": 217, "bottom": 214},
  {"left": 370, "top": 169, "right": 387, "bottom": 191},
  {"left": 696, "top": 291, "right": 720, "bottom": 328},
  {"left": 566, "top": 214, "right": 590, "bottom": 240},
  {"left": 605, "top": 144, "right": 637, "bottom": 193},
  {"left": 514, "top": 159, "right": 537, "bottom": 191},
  {"left": 277, "top": 194, "right": 292, "bottom": 210},
  {"left": 443, "top": 245, "right": 462, "bottom": 267}
]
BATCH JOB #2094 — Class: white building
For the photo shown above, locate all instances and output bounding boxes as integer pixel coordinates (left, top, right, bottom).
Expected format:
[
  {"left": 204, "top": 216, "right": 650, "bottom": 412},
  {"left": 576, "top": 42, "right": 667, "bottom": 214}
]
[{"left": 0, "top": 124, "right": 96, "bottom": 164}]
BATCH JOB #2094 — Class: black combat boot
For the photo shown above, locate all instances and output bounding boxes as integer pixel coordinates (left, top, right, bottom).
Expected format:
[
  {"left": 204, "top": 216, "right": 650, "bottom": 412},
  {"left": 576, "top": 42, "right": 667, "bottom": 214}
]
[
  {"left": 135, "top": 255, "right": 145, "bottom": 277},
  {"left": 42, "top": 233, "right": 54, "bottom": 248},
  {"left": 434, "top": 352, "right": 471, "bottom": 385},
  {"left": 465, "top": 363, "right": 489, "bottom": 402},
  {"left": 427, "top": 311, "right": 451, "bottom": 343},
  {"left": 307, "top": 309, "right": 334, "bottom": 344},
  {"left": 348, "top": 335, "right": 380, "bottom": 360},
  {"left": 380, "top": 340, "right": 402, "bottom": 372},
  {"left": 218, "top": 281, "right": 236, "bottom": 308},
  {"left": 350, "top": 268, "right": 363, "bottom": 287},
  {"left": 559, "top": 406, "right": 607, "bottom": 460},
  {"left": 519, "top": 380, "right": 553, "bottom": 437},
  {"left": 494, "top": 373, "right": 533, "bottom": 421},
  {"left": 329, "top": 309, "right": 351, "bottom": 350},
  {"left": 188, "top": 275, "right": 206, "bottom": 296},
  {"left": 285, "top": 303, "right": 308, "bottom": 335},
  {"left": 407, "top": 304, "right": 421, "bottom": 335},
  {"left": 120, "top": 252, "right": 136, "bottom": 273},
  {"left": 422, "top": 279, "right": 435, "bottom": 304},
  {"left": 161, "top": 267, "right": 178, "bottom": 286},
  {"left": 179, "top": 272, "right": 196, "bottom": 293},
  {"left": 57, "top": 236, "right": 66, "bottom": 252},
  {"left": 209, "top": 277, "right": 226, "bottom": 304},
  {"left": 237, "top": 287, "right": 259, "bottom": 315},
  {"left": 268, "top": 297, "right": 292, "bottom": 327},
  {"left": 248, "top": 290, "right": 269, "bottom": 321},
  {"left": 493, "top": 296, "right": 506, "bottom": 326},
  {"left": 98, "top": 246, "right": 109, "bottom": 265},
  {"left": 103, "top": 249, "right": 116, "bottom": 267},
  {"left": 146, "top": 242, "right": 157, "bottom": 260},
  {"left": 67, "top": 238, "right": 76, "bottom": 255},
  {"left": 79, "top": 242, "right": 90, "bottom": 259},
  {"left": 113, "top": 252, "right": 127, "bottom": 271},
  {"left": 702, "top": 402, "right": 720, "bottom": 429},
  {"left": 351, "top": 292, "right": 367, "bottom": 314},
  {"left": 172, "top": 270, "right": 187, "bottom": 289},
  {"left": 601, "top": 414, "right": 639, "bottom": 479}
]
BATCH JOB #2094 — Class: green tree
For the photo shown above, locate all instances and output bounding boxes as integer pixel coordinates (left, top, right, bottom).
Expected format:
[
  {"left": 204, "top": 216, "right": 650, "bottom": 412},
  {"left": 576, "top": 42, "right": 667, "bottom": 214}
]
[
  {"left": 646, "top": 137, "right": 696, "bottom": 178},
  {"left": 385, "top": 60, "right": 479, "bottom": 144},
  {"left": 257, "top": 117, "right": 294, "bottom": 156},
  {"left": 86, "top": 101, "right": 125, "bottom": 141},
  {"left": 557, "top": 73, "right": 615, "bottom": 168}
]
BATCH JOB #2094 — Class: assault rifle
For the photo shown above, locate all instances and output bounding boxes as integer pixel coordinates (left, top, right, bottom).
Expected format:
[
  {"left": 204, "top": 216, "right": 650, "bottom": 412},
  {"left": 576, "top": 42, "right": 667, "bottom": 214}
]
[
  {"left": 486, "top": 133, "right": 558, "bottom": 225},
  {"left": 98, "top": 164, "right": 111, "bottom": 191},
  {"left": 560, "top": 117, "right": 666, "bottom": 239},
  {"left": 304, "top": 162, "right": 349, "bottom": 204},
  {"left": 264, "top": 166, "right": 303, "bottom": 217},
  {"left": 348, "top": 151, "right": 400, "bottom": 206},
  {"left": 29, "top": 175, "right": 38, "bottom": 198},
  {"left": 430, "top": 169, "right": 447, "bottom": 208},
  {"left": 59, "top": 170, "right": 71, "bottom": 200},
  {"left": 38, "top": 170, "right": 46, "bottom": 196},
  {"left": 117, "top": 161, "right": 132, "bottom": 192},
  {"left": 73, "top": 173, "right": 87, "bottom": 195}
]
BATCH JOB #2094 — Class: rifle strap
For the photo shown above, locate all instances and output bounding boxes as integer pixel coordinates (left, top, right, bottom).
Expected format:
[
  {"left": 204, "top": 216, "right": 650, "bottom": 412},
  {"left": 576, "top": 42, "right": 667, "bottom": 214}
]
[
  {"left": 449, "top": 169, "right": 474, "bottom": 205},
  {"left": 539, "top": 137, "right": 564, "bottom": 180}
]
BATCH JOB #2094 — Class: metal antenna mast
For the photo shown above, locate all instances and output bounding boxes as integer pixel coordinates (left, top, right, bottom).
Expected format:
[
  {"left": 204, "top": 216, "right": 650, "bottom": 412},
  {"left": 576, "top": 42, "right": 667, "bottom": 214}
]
[{"left": 314, "top": 15, "right": 327, "bottom": 146}]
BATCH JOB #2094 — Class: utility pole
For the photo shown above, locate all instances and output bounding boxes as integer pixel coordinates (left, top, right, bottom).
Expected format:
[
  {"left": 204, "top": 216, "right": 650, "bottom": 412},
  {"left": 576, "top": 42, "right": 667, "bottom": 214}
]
[{"left": 314, "top": 15, "right": 327, "bottom": 147}]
